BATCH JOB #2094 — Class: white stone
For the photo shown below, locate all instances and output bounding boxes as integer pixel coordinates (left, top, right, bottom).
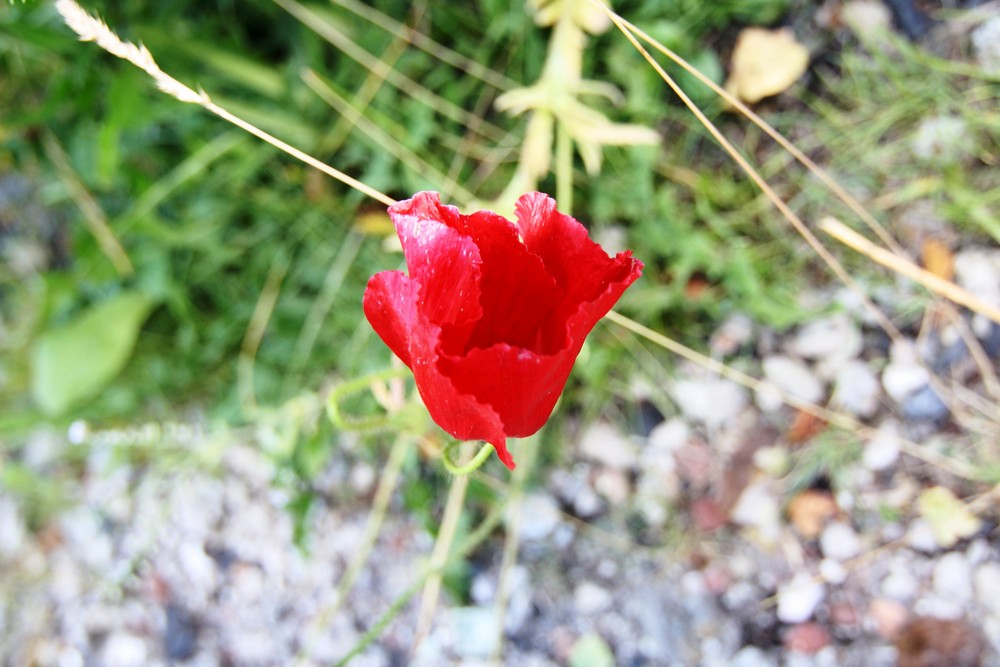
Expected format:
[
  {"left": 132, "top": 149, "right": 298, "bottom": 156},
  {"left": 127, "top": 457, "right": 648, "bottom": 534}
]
[
  {"left": 820, "top": 522, "right": 861, "bottom": 561},
  {"left": 669, "top": 377, "right": 747, "bottom": 429},
  {"left": 710, "top": 313, "right": 754, "bottom": 356},
  {"left": 972, "top": 16, "right": 1000, "bottom": 73},
  {"left": 843, "top": 0, "right": 892, "bottom": 40},
  {"left": 349, "top": 462, "right": 376, "bottom": 495},
  {"left": 975, "top": 563, "right": 1000, "bottom": 615},
  {"left": 0, "top": 497, "right": 25, "bottom": 557},
  {"left": 577, "top": 422, "right": 637, "bottom": 469},
  {"left": 647, "top": 418, "right": 689, "bottom": 453},
  {"left": 776, "top": 574, "right": 825, "bottom": 623},
  {"left": 832, "top": 360, "right": 881, "bottom": 418},
  {"left": 101, "top": 633, "right": 148, "bottom": 667},
  {"left": 515, "top": 493, "right": 561, "bottom": 542},
  {"left": 450, "top": 606, "right": 499, "bottom": 659},
  {"left": 911, "top": 115, "right": 973, "bottom": 164},
  {"left": 882, "top": 563, "right": 920, "bottom": 601},
  {"left": 933, "top": 552, "right": 974, "bottom": 605},
  {"left": 732, "top": 645, "right": 779, "bottom": 667},
  {"left": 762, "top": 355, "right": 825, "bottom": 405},
  {"left": 789, "top": 314, "right": 861, "bottom": 363},
  {"left": 593, "top": 467, "right": 630, "bottom": 504},
  {"left": 819, "top": 558, "right": 848, "bottom": 585},
  {"left": 882, "top": 353, "right": 929, "bottom": 403},
  {"left": 863, "top": 421, "right": 901, "bottom": 471},
  {"left": 906, "top": 519, "right": 940, "bottom": 552},
  {"left": 953, "top": 248, "right": 1000, "bottom": 308},
  {"left": 574, "top": 581, "right": 613, "bottom": 615},
  {"left": 754, "top": 382, "right": 785, "bottom": 412},
  {"left": 730, "top": 482, "right": 781, "bottom": 545}
]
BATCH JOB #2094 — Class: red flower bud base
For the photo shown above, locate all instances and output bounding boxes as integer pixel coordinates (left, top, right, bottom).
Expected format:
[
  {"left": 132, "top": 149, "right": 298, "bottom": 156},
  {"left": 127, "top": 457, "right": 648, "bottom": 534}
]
[{"left": 363, "top": 192, "right": 643, "bottom": 469}]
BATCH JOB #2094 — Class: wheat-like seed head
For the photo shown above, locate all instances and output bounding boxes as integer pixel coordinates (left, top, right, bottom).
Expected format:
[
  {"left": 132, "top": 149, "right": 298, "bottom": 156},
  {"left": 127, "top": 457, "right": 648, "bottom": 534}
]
[{"left": 55, "top": 0, "right": 208, "bottom": 105}]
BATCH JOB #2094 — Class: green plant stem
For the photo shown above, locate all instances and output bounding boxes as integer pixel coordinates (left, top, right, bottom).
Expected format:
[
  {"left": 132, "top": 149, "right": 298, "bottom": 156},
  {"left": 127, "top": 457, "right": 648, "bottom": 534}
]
[
  {"left": 441, "top": 440, "right": 494, "bottom": 475},
  {"left": 556, "top": 121, "right": 573, "bottom": 214},
  {"left": 333, "top": 497, "right": 506, "bottom": 667},
  {"left": 325, "top": 367, "right": 411, "bottom": 432},
  {"left": 412, "top": 471, "right": 470, "bottom": 650},
  {"left": 491, "top": 434, "right": 537, "bottom": 663},
  {"left": 295, "top": 434, "right": 410, "bottom": 664}
]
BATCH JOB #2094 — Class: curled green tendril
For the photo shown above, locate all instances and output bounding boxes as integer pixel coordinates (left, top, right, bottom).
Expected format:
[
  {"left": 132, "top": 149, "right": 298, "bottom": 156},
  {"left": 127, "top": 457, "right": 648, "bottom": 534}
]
[
  {"left": 441, "top": 440, "right": 494, "bottom": 475},
  {"left": 325, "top": 367, "right": 411, "bottom": 432}
]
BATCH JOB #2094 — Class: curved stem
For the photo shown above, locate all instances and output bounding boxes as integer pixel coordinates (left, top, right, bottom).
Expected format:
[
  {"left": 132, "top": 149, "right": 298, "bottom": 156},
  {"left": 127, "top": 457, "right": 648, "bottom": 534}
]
[
  {"left": 325, "top": 367, "right": 411, "bottom": 431},
  {"left": 441, "top": 440, "right": 495, "bottom": 476}
]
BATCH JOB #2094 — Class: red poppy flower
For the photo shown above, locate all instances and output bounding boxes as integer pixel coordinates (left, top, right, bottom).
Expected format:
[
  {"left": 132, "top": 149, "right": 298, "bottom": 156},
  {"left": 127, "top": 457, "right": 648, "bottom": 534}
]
[{"left": 363, "top": 192, "right": 643, "bottom": 469}]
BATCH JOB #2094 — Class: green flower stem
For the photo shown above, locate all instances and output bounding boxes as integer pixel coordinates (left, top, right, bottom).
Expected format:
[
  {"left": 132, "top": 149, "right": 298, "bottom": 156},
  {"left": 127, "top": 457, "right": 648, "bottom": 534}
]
[
  {"left": 555, "top": 120, "right": 574, "bottom": 216},
  {"left": 325, "top": 367, "right": 411, "bottom": 432},
  {"left": 293, "top": 433, "right": 409, "bottom": 664},
  {"left": 491, "top": 433, "right": 537, "bottom": 660},
  {"left": 441, "top": 440, "right": 495, "bottom": 476},
  {"left": 334, "top": 497, "right": 506, "bottom": 667},
  {"left": 413, "top": 470, "right": 470, "bottom": 650}
]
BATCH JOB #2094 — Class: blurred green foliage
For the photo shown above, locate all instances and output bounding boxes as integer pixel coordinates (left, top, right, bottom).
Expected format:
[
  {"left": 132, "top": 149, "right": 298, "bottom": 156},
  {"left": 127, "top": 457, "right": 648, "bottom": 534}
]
[{"left": 0, "top": 0, "right": 800, "bottom": 437}]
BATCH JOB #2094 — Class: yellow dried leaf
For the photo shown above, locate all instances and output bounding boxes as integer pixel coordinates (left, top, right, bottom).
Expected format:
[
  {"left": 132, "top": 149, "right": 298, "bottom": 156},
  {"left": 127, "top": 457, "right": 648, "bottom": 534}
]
[
  {"left": 355, "top": 211, "right": 394, "bottom": 237},
  {"left": 921, "top": 238, "right": 955, "bottom": 281},
  {"left": 787, "top": 489, "right": 838, "bottom": 539},
  {"left": 724, "top": 28, "right": 810, "bottom": 104},
  {"left": 917, "top": 486, "right": 981, "bottom": 548}
]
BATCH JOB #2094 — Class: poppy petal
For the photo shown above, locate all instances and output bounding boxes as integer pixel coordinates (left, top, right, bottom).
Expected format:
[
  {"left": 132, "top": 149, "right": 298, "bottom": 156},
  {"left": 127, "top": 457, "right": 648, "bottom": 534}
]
[
  {"left": 363, "top": 269, "right": 515, "bottom": 468},
  {"left": 388, "top": 194, "right": 483, "bottom": 330}
]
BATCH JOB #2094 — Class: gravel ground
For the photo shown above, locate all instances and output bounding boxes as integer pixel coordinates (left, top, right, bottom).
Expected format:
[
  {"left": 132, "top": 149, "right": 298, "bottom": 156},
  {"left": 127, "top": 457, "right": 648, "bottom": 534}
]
[{"left": 3, "top": 244, "right": 1000, "bottom": 667}]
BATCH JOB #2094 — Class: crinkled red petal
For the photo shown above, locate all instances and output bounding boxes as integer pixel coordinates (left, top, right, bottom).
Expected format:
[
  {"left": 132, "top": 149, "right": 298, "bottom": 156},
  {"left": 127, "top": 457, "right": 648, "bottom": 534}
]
[{"left": 363, "top": 269, "right": 516, "bottom": 469}]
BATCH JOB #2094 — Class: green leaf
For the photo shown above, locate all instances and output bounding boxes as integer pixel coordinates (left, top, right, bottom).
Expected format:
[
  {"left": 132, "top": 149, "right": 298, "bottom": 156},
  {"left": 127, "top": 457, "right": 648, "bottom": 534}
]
[
  {"left": 30, "top": 292, "right": 156, "bottom": 416},
  {"left": 570, "top": 634, "right": 615, "bottom": 667}
]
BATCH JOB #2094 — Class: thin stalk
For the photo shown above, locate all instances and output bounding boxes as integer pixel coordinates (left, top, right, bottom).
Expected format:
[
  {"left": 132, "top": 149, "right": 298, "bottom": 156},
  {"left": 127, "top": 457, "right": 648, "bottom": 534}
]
[
  {"left": 556, "top": 121, "right": 574, "bottom": 215},
  {"left": 412, "top": 472, "right": 470, "bottom": 651}
]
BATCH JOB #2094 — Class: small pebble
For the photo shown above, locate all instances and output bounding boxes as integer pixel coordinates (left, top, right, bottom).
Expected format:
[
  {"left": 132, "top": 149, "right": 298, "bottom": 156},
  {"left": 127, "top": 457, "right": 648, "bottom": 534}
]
[
  {"left": 819, "top": 559, "right": 848, "bottom": 585},
  {"left": 869, "top": 598, "right": 910, "bottom": 640},
  {"left": 975, "top": 563, "right": 1000, "bottom": 615},
  {"left": 762, "top": 356, "right": 825, "bottom": 405},
  {"left": 820, "top": 522, "right": 861, "bottom": 562},
  {"left": 101, "top": 633, "right": 148, "bottom": 667},
  {"left": 731, "top": 645, "right": 778, "bottom": 667},
  {"left": 901, "top": 385, "right": 949, "bottom": 423},
  {"left": 574, "top": 581, "right": 613, "bottom": 615},
  {"left": 882, "top": 348, "right": 929, "bottom": 402},
  {"left": 450, "top": 606, "right": 499, "bottom": 659},
  {"left": 777, "top": 574, "right": 825, "bottom": 624},
  {"left": 911, "top": 115, "right": 974, "bottom": 164},
  {"left": 578, "top": 422, "right": 637, "bottom": 469},
  {"left": 863, "top": 422, "right": 901, "bottom": 471},
  {"left": 669, "top": 377, "right": 748, "bottom": 429},
  {"left": 831, "top": 360, "right": 881, "bottom": 418},
  {"left": 933, "top": 552, "right": 974, "bottom": 605},
  {"left": 789, "top": 314, "right": 861, "bottom": 366},
  {"left": 784, "top": 622, "right": 831, "bottom": 654},
  {"left": 710, "top": 313, "right": 754, "bottom": 356},
  {"left": 972, "top": 16, "right": 1000, "bottom": 73},
  {"left": 516, "top": 493, "right": 562, "bottom": 542}
]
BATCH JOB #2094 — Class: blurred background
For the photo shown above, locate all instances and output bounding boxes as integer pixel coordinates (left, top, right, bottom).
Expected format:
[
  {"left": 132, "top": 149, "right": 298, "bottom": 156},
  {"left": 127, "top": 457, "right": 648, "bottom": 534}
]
[{"left": 2, "top": 0, "right": 1000, "bottom": 665}]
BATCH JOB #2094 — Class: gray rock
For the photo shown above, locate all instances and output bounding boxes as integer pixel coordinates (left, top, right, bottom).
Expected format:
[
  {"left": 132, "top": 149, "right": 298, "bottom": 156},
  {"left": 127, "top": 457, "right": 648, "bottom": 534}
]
[{"left": 902, "top": 384, "right": 949, "bottom": 422}]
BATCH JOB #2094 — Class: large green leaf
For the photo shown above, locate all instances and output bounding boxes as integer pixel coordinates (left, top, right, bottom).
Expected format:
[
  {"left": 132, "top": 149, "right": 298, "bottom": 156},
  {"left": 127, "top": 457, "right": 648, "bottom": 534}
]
[{"left": 30, "top": 292, "right": 156, "bottom": 416}]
